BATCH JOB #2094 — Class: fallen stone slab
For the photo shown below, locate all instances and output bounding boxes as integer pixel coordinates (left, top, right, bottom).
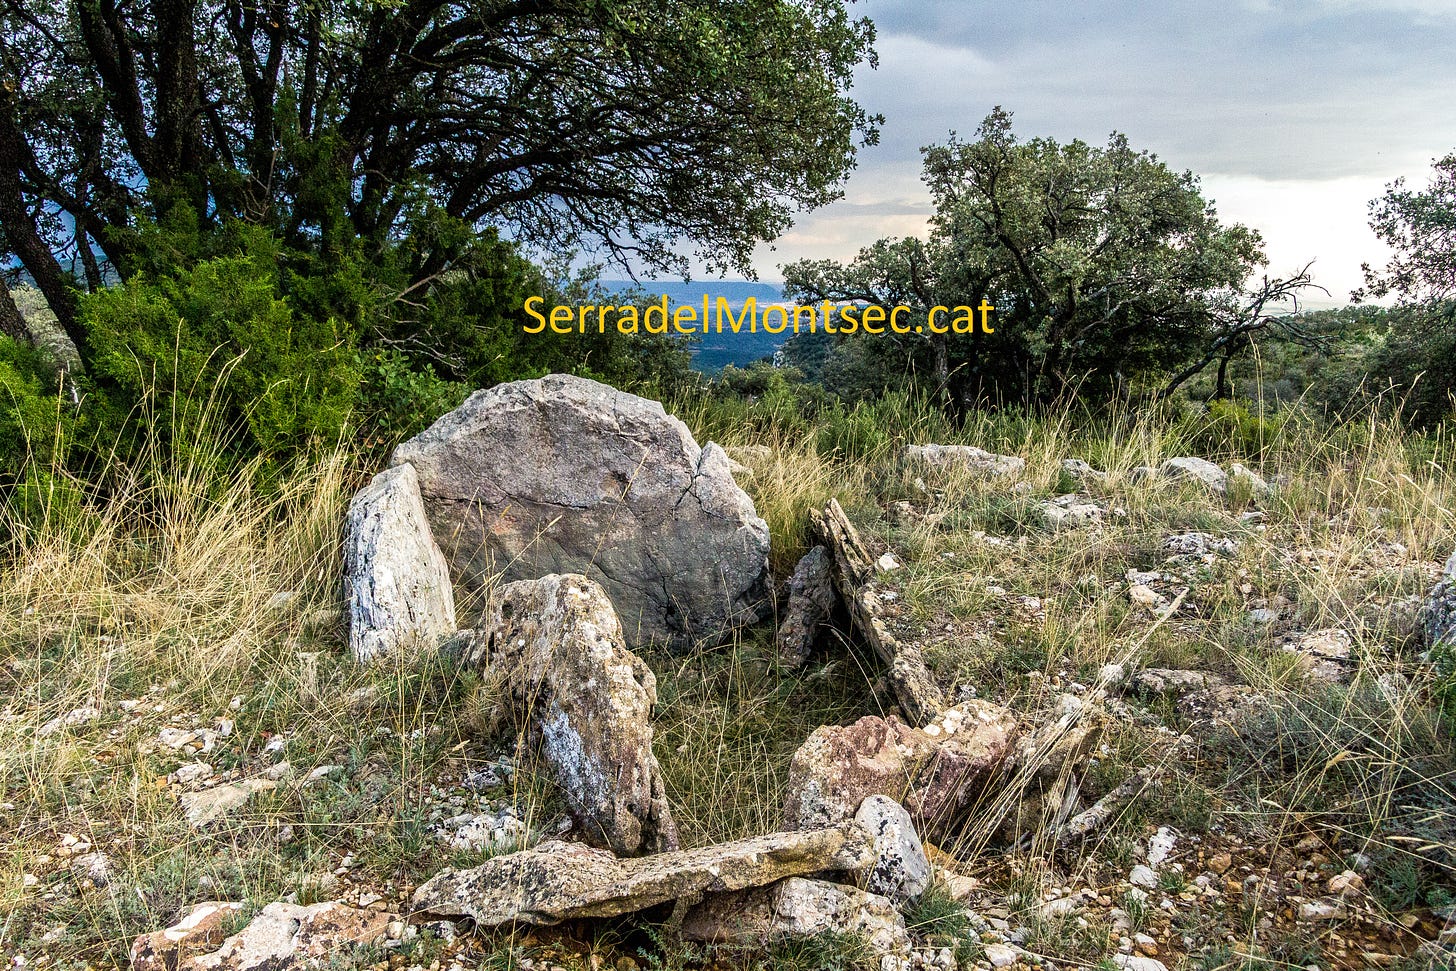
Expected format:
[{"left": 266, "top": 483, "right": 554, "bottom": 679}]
[
  {"left": 410, "top": 826, "right": 874, "bottom": 927},
  {"left": 903, "top": 444, "right": 1025, "bottom": 477},
  {"left": 393, "top": 374, "right": 770, "bottom": 649},
  {"left": 344, "top": 463, "right": 456, "bottom": 663},
  {"left": 681, "top": 877, "right": 908, "bottom": 956},
  {"left": 157, "top": 901, "right": 393, "bottom": 971},
  {"left": 451, "top": 574, "right": 677, "bottom": 855},
  {"left": 809, "top": 499, "right": 946, "bottom": 724}
]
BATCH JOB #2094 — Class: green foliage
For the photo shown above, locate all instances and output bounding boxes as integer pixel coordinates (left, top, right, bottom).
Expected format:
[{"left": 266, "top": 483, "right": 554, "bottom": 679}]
[
  {"left": 84, "top": 224, "right": 361, "bottom": 458},
  {"left": 783, "top": 108, "right": 1265, "bottom": 407},
  {"left": 356, "top": 350, "right": 469, "bottom": 447}
]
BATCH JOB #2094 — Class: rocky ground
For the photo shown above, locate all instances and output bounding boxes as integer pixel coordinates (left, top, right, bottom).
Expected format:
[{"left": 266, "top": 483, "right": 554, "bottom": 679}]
[{"left": 3, "top": 385, "right": 1455, "bottom": 971}]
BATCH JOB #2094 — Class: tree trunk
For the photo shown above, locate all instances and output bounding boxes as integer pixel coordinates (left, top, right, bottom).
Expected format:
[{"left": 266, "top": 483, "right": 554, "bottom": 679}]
[
  {"left": 0, "top": 276, "right": 33, "bottom": 344},
  {"left": 0, "top": 95, "right": 89, "bottom": 369}
]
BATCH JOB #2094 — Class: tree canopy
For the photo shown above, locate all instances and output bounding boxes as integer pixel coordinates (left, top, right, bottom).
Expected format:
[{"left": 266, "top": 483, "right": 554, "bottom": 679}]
[
  {"left": 0, "top": 0, "right": 879, "bottom": 373},
  {"left": 783, "top": 108, "right": 1275, "bottom": 407}
]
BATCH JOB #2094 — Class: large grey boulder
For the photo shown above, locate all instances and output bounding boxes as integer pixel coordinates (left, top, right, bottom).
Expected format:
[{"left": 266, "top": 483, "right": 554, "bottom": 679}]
[
  {"left": 1424, "top": 550, "right": 1456, "bottom": 648},
  {"left": 344, "top": 464, "right": 456, "bottom": 662},
  {"left": 392, "top": 374, "right": 770, "bottom": 649},
  {"left": 452, "top": 574, "right": 677, "bottom": 855},
  {"left": 410, "top": 827, "right": 874, "bottom": 927}
]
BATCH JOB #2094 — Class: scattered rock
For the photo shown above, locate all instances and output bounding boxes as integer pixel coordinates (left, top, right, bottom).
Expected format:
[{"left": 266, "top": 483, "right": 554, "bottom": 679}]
[
  {"left": 1127, "top": 465, "right": 1159, "bottom": 484},
  {"left": 853, "top": 795, "right": 931, "bottom": 905},
  {"left": 1423, "top": 549, "right": 1456, "bottom": 648},
  {"left": 903, "top": 444, "right": 1025, "bottom": 477},
  {"left": 410, "top": 827, "right": 873, "bottom": 927},
  {"left": 131, "top": 901, "right": 246, "bottom": 971},
  {"left": 1328, "top": 869, "right": 1364, "bottom": 895},
  {"left": 1158, "top": 457, "right": 1229, "bottom": 496},
  {"left": 177, "top": 901, "right": 393, "bottom": 970},
  {"left": 451, "top": 574, "right": 677, "bottom": 855},
  {"left": 1037, "top": 495, "right": 1104, "bottom": 530},
  {"left": 682, "top": 876, "right": 908, "bottom": 957},
  {"left": 71, "top": 852, "right": 111, "bottom": 886},
  {"left": 179, "top": 780, "right": 276, "bottom": 828},
  {"left": 777, "top": 546, "right": 838, "bottom": 669},
  {"left": 1060, "top": 458, "right": 1107, "bottom": 481},
  {"left": 1129, "top": 865, "right": 1158, "bottom": 889},
  {"left": 343, "top": 463, "right": 456, "bottom": 663},
  {"left": 1282, "top": 628, "right": 1355, "bottom": 682},
  {"left": 1162, "top": 532, "right": 1238, "bottom": 557},
  {"left": 780, "top": 702, "right": 1019, "bottom": 838},
  {"left": 393, "top": 374, "right": 770, "bottom": 649}
]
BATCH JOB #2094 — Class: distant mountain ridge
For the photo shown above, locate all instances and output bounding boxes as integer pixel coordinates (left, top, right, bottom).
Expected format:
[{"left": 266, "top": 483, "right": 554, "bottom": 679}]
[{"left": 597, "top": 279, "right": 787, "bottom": 372}]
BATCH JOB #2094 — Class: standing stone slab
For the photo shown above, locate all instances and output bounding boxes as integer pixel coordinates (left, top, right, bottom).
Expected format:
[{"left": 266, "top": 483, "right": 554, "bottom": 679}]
[
  {"left": 392, "top": 374, "right": 770, "bottom": 649},
  {"left": 453, "top": 573, "right": 678, "bottom": 856},
  {"left": 776, "top": 545, "right": 838, "bottom": 668},
  {"left": 344, "top": 463, "right": 456, "bottom": 662}
]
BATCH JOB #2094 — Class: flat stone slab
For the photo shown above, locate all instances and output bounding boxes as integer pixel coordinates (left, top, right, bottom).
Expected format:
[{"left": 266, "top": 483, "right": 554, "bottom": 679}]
[{"left": 410, "top": 826, "right": 874, "bottom": 927}]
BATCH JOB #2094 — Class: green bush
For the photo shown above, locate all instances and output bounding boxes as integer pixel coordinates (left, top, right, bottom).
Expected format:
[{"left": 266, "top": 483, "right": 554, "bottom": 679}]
[{"left": 85, "top": 224, "right": 361, "bottom": 458}]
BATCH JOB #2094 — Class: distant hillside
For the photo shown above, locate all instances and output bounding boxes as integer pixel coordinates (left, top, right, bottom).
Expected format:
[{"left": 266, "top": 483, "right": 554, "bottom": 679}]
[{"left": 598, "top": 280, "right": 786, "bottom": 372}]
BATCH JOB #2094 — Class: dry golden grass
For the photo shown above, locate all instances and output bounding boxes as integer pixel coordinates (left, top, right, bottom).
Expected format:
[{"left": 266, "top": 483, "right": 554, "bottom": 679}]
[{"left": 2, "top": 390, "right": 1454, "bottom": 969}]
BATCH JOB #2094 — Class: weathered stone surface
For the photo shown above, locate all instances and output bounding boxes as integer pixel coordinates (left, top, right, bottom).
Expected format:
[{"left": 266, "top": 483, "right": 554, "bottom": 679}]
[
  {"left": 853, "top": 795, "right": 931, "bottom": 904},
  {"left": 179, "top": 780, "right": 276, "bottom": 828},
  {"left": 1159, "top": 457, "right": 1229, "bottom": 496},
  {"left": 1130, "top": 668, "right": 1225, "bottom": 697},
  {"left": 392, "top": 374, "right": 769, "bottom": 649},
  {"left": 172, "top": 902, "right": 392, "bottom": 971},
  {"left": 681, "top": 877, "right": 909, "bottom": 956},
  {"left": 453, "top": 574, "right": 677, "bottom": 855},
  {"left": 1228, "top": 463, "right": 1272, "bottom": 497},
  {"left": 1162, "top": 532, "right": 1238, "bottom": 557},
  {"left": 410, "top": 827, "right": 874, "bottom": 927},
  {"left": 344, "top": 463, "right": 456, "bottom": 663},
  {"left": 1423, "top": 550, "right": 1456, "bottom": 647},
  {"left": 1002, "top": 694, "right": 1104, "bottom": 839},
  {"left": 131, "top": 901, "right": 245, "bottom": 971},
  {"left": 1037, "top": 495, "right": 1104, "bottom": 530},
  {"left": 1060, "top": 458, "right": 1107, "bottom": 481},
  {"left": 1282, "top": 628, "right": 1355, "bottom": 682},
  {"left": 809, "top": 500, "right": 946, "bottom": 723},
  {"left": 776, "top": 545, "right": 838, "bottom": 668},
  {"left": 903, "top": 444, "right": 1025, "bottom": 477},
  {"left": 780, "top": 701, "right": 1019, "bottom": 838}
]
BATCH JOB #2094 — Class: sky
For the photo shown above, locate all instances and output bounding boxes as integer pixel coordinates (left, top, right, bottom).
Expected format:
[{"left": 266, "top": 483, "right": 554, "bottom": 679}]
[{"left": 746, "top": 0, "right": 1456, "bottom": 304}]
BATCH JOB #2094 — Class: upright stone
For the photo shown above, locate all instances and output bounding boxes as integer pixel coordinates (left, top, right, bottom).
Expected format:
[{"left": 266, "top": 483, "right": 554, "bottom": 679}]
[
  {"left": 453, "top": 573, "right": 678, "bottom": 855},
  {"left": 344, "top": 463, "right": 456, "bottom": 662},
  {"left": 392, "top": 374, "right": 770, "bottom": 649}
]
